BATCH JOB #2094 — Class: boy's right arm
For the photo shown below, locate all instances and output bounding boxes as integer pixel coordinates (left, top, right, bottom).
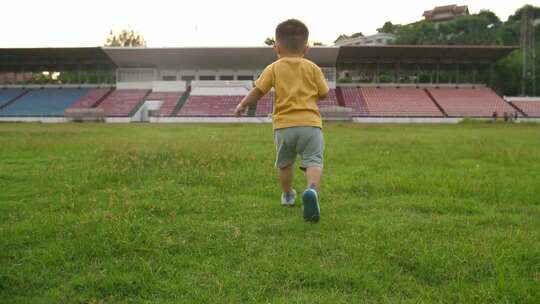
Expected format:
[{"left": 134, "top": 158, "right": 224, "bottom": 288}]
[
  {"left": 234, "top": 88, "right": 265, "bottom": 117},
  {"left": 319, "top": 91, "right": 329, "bottom": 100},
  {"left": 234, "top": 65, "right": 273, "bottom": 117}
]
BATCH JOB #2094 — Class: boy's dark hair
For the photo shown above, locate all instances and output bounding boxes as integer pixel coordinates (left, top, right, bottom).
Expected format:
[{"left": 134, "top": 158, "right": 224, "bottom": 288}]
[{"left": 275, "top": 19, "right": 309, "bottom": 53}]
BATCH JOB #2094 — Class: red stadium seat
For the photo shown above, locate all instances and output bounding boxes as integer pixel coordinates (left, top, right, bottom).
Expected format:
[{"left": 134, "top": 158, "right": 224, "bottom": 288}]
[
  {"left": 360, "top": 87, "right": 443, "bottom": 117},
  {"left": 68, "top": 88, "right": 113, "bottom": 109},
  {"left": 146, "top": 91, "right": 184, "bottom": 116},
  {"left": 177, "top": 95, "right": 244, "bottom": 116},
  {"left": 510, "top": 99, "right": 540, "bottom": 117},
  {"left": 427, "top": 87, "right": 516, "bottom": 117},
  {"left": 98, "top": 90, "right": 149, "bottom": 117},
  {"left": 337, "top": 87, "right": 369, "bottom": 116},
  {"left": 255, "top": 91, "right": 274, "bottom": 117},
  {"left": 255, "top": 89, "right": 339, "bottom": 117},
  {"left": 318, "top": 89, "right": 340, "bottom": 108}
]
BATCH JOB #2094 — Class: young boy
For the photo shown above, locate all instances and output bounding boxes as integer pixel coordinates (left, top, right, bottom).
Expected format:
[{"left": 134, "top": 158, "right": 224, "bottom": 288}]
[{"left": 234, "top": 19, "right": 328, "bottom": 222}]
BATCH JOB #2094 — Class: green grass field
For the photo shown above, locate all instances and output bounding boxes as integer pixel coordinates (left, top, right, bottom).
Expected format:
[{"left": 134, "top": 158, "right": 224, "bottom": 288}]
[{"left": 1, "top": 123, "right": 539, "bottom": 303}]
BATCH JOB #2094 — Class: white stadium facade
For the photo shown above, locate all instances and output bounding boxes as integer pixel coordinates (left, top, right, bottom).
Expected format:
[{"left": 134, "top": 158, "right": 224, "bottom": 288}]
[{"left": 1, "top": 45, "right": 539, "bottom": 123}]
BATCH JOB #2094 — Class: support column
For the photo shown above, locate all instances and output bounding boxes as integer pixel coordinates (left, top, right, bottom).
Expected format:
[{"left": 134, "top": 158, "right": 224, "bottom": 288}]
[
  {"left": 396, "top": 62, "right": 400, "bottom": 84},
  {"left": 375, "top": 62, "right": 380, "bottom": 83},
  {"left": 416, "top": 64, "right": 420, "bottom": 84},
  {"left": 21, "top": 65, "right": 26, "bottom": 85},
  {"left": 489, "top": 63, "right": 494, "bottom": 88},
  {"left": 108, "top": 66, "right": 113, "bottom": 84}
]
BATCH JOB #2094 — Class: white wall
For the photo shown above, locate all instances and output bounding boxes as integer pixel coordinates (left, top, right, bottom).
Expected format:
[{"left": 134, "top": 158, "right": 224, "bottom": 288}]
[
  {"left": 132, "top": 100, "right": 164, "bottom": 122},
  {"left": 150, "top": 117, "right": 271, "bottom": 123},
  {"left": 504, "top": 96, "right": 540, "bottom": 102},
  {"left": 116, "top": 82, "right": 153, "bottom": 90},
  {"left": 115, "top": 67, "right": 335, "bottom": 86},
  {"left": 190, "top": 80, "right": 252, "bottom": 96},
  {"left": 159, "top": 69, "right": 177, "bottom": 79},
  {"left": 0, "top": 117, "right": 68, "bottom": 123},
  {"left": 117, "top": 68, "right": 156, "bottom": 82},
  {"left": 117, "top": 68, "right": 267, "bottom": 83},
  {"left": 352, "top": 117, "right": 462, "bottom": 124},
  {"left": 337, "top": 83, "right": 485, "bottom": 88},
  {"left": 152, "top": 81, "right": 186, "bottom": 92}
]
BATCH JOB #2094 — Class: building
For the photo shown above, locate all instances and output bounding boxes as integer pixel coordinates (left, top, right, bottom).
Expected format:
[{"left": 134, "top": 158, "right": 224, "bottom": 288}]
[
  {"left": 334, "top": 33, "right": 396, "bottom": 46},
  {"left": 423, "top": 4, "right": 469, "bottom": 22}
]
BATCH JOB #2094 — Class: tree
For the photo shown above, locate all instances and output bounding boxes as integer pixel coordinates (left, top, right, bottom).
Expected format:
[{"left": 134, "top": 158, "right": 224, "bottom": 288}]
[
  {"left": 507, "top": 4, "right": 540, "bottom": 24},
  {"left": 312, "top": 41, "right": 326, "bottom": 46},
  {"left": 388, "top": 4, "right": 540, "bottom": 95},
  {"left": 494, "top": 50, "right": 522, "bottom": 96},
  {"left": 478, "top": 10, "right": 502, "bottom": 25},
  {"left": 105, "top": 28, "right": 147, "bottom": 47},
  {"left": 378, "top": 22, "right": 399, "bottom": 34},
  {"left": 264, "top": 37, "right": 275, "bottom": 46},
  {"left": 394, "top": 13, "right": 503, "bottom": 45}
]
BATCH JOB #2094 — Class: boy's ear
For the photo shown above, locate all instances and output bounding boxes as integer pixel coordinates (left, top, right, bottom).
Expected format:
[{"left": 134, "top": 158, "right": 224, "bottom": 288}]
[
  {"left": 303, "top": 45, "right": 309, "bottom": 55},
  {"left": 273, "top": 44, "right": 280, "bottom": 57}
]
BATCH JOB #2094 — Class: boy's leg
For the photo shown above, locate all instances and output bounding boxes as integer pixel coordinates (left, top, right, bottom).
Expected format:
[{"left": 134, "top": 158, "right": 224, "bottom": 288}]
[
  {"left": 279, "top": 165, "right": 294, "bottom": 193},
  {"left": 297, "top": 127, "right": 324, "bottom": 222},
  {"left": 302, "top": 167, "right": 321, "bottom": 222},
  {"left": 298, "top": 127, "right": 324, "bottom": 188},
  {"left": 275, "top": 128, "right": 297, "bottom": 205},
  {"left": 305, "top": 166, "right": 323, "bottom": 192}
]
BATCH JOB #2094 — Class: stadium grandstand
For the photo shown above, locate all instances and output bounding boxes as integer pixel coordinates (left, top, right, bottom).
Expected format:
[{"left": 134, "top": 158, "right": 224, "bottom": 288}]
[
  {"left": 504, "top": 97, "right": 540, "bottom": 118},
  {"left": 1, "top": 44, "right": 535, "bottom": 123}
]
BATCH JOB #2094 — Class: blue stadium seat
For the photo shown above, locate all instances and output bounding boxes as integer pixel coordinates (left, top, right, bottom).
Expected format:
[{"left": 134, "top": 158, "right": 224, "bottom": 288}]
[
  {"left": 0, "top": 89, "right": 27, "bottom": 108},
  {"left": 0, "top": 88, "right": 90, "bottom": 116}
]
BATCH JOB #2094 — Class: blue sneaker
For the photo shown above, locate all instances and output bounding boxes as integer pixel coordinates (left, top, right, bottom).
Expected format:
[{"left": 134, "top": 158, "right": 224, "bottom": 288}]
[
  {"left": 302, "top": 188, "right": 320, "bottom": 222},
  {"left": 281, "top": 189, "right": 297, "bottom": 207}
]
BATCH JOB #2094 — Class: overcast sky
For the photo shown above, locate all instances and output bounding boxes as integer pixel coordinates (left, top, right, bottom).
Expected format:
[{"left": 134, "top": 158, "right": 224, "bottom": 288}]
[{"left": 1, "top": 1, "right": 533, "bottom": 47}]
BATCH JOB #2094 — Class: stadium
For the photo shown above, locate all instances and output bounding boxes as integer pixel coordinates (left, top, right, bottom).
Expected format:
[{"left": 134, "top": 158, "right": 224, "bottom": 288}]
[
  {"left": 1, "top": 2, "right": 540, "bottom": 303},
  {"left": 1, "top": 44, "right": 539, "bottom": 123}
]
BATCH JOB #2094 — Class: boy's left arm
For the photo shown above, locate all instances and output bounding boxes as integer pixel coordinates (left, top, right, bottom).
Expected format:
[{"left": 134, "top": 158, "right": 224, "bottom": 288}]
[{"left": 234, "top": 88, "right": 265, "bottom": 117}]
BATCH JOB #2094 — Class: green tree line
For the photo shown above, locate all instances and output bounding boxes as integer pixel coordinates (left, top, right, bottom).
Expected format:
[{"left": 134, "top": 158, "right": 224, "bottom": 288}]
[{"left": 385, "top": 5, "right": 540, "bottom": 96}]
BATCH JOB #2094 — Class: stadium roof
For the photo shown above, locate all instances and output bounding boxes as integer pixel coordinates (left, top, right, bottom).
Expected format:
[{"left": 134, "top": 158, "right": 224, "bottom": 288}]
[
  {"left": 0, "top": 45, "right": 518, "bottom": 71},
  {"left": 102, "top": 47, "right": 339, "bottom": 69},
  {"left": 0, "top": 47, "right": 114, "bottom": 68},
  {"left": 337, "top": 45, "right": 518, "bottom": 64}
]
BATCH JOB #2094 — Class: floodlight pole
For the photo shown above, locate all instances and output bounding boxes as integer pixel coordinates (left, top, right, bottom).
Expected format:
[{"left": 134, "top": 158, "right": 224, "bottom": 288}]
[
  {"left": 520, "top": 5, "right": 536, "bottom": 96},
  {"left": 521, "top": 8, "right": 526, "bottom": 96},
  {"left": 532, "top": 14, "right": 536, "bottom": 96}
]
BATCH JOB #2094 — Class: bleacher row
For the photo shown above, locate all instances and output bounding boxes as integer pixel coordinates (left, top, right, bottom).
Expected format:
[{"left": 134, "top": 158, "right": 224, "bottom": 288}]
[{"left": 0, "top": 87, "right": 539, "bottom": 118}]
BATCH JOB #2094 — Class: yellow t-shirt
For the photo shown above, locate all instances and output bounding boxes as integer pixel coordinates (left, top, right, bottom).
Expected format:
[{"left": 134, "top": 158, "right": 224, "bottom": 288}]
[{"left": 255, "top": 57, "right": 329, "bottom": 130}]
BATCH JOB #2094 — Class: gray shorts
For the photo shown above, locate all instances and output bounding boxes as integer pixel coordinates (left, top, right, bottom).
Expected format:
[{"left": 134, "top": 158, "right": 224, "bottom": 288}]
[{"left": 273, "top": 126, "right": 324, "bottom": 170}]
